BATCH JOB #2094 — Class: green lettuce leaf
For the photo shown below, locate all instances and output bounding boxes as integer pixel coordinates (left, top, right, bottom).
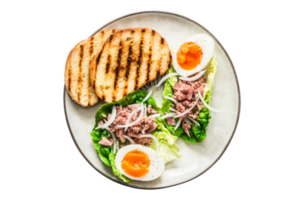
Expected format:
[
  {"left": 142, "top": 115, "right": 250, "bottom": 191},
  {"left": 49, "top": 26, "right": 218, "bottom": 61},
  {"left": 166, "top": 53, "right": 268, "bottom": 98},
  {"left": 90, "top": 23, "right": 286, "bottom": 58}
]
[
  {"left": 109, "top": 148, "right": 133, "bottom": 183},
  {"left": 149, "top": 120, "right": 181, "bottom": 163},
  {"left": 90, "top": 129, "right": 112, "bottom": 166},
  {"left": 161, "top": 55, "right": 218, "bottom": 143}
]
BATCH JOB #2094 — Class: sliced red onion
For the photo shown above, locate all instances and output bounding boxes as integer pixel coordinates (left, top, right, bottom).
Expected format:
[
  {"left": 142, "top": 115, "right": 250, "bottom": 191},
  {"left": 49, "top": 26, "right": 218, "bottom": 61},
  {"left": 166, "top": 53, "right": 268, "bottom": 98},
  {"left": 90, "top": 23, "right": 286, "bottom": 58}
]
[
  {"left": 179, "top": 70, "right": 206, "bottom": 81},
  {"left": 169, "top": 108, "right": 177, "bottom": 112},
  {"left": 156, "top": 73, "right": 178, "bottom": 87},
  {"left": 161, "top": 113, "right": 176, "bottom": 120},
  {"left": 121, "top": 104, "right": 143, "bottom": 131},
  {"left": 174, "top": 95, "right": 200, "bottom": 118},
  {"left": 95, "top": 125, "right": 104, "bottom": 130},
  {"left": 104, "top": 127, "right": 117, "bottom": 154},
  {"left": 104, "top": 105, "right": 116, "bottom": 128},
  {"left": 174, "top": 118, "right": 182, "bottom": 130},
  {"left": 116, "top": 140, "right": 119, "bottom": 151},
  {"left": 164, "top": 96, "right": 178, "bottom": 104},
  {"left": 117, "top": 103, "right": 144, "bottom": 129},
  {"left": 183, "top": 118, "right": 192, "bottom": 125},
  {"left": 141, "top": 135, "right": 159, "bottom": 153},
  {"left": 148, "top": 113, "right": 161, "bottom": 118},
  {"left": 142, "top": 90, "right": 153, "bottom": 103},
  {"left": 124, "top": 135, "right": 135, "bottom": 144},
  {"left": 197, "top": 91, "right": 225, "bottom": 112},
  {"left": 95, "top": 105, "right": 117, "bottom": 130},
  {"left": 187, "top": 117, "right": 200, "bottom": 126}
]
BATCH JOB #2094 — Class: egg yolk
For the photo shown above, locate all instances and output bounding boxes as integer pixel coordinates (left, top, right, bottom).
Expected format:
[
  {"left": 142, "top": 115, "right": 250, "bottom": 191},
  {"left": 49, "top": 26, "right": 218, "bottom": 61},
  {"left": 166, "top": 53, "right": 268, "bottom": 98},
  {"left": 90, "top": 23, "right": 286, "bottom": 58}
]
[
  {"left": 176, "top": 42, "right": 203, "bottom": 70},
  {"left": 121, "top": 150, "right": 150, "bottom": 177}
]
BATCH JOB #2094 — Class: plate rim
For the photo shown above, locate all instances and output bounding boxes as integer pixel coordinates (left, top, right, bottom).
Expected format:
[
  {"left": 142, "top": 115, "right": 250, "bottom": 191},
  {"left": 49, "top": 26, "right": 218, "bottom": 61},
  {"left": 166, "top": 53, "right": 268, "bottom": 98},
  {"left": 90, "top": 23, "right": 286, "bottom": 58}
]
[{"left": 63, "top": 10, "right": 241, "bottom": 190}]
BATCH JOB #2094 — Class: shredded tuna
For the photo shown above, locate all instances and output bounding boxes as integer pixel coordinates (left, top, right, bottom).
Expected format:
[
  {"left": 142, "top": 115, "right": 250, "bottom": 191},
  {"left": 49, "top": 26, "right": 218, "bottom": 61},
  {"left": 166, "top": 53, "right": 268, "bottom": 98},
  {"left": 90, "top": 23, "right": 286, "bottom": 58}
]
[
  {"left": 98, "top": 121, "right": 104, "bottom": 126},
  {"left": 173, "top": 92, "right": 187, "bottom": 101},
  {"left": 192, "top": 111, "right": 200, "bottom": 119},
  {"left": 128, "top": 104, "right": 141, "bottom": 111},
  {"left": 182, "top": 100, "right": 193, "bottom": 107},
  {"left": 171, "top": 75, "right": 207, "bottom": 133},
  {"left": 187, "top": 87, "right": 193, "bottom": 100},
  {"left": 173, "top": 81, "right": 191, "bottom": 93},
  {"left": 98, "top": 137, "right": 113, "bottom": 146},
  {"left": 117, "top": 129, "right": 125, "bottom": 143},
  {"left": 148, "top": 123, "right": 158, "bottom": 133},
  {"left": 177, "top": 103, "right": 186, "bottom": 113},
  {"left": 196, "top": 101, "right": 205, "bottom": 111},
  {"left": 182, "top": 121, "right": 191, "bottom": 137},
  {"left": 167, "top": 116, "right": 176, "bottom": 125},
  {"left": 147, "top": 105, "right": 159, "bottom": 114},
  {"left": 134, "top": 136, "right": 153, "bottom": 146},
  {"left": 128, "top": 132, "right": 142, "bottom": 138},
  {"left": 97, "top": 105, "right": 158, "bottom": 147}
]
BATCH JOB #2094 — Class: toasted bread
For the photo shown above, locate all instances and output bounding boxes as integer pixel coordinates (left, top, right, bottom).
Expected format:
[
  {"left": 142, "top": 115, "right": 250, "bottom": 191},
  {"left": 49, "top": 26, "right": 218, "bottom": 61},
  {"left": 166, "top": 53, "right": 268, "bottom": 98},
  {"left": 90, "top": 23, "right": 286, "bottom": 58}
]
[
  {"left": 65, "top": 29, "right": 118, "bottom": 106},
  {"left": 90, "top": 28, "right": 172, "bottom": 102}
]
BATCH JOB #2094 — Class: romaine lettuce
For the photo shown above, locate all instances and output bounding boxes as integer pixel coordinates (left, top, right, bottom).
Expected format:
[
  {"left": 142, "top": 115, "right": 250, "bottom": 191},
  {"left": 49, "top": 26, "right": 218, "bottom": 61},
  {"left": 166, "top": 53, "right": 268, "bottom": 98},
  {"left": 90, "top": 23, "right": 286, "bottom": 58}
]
[
  {"left": 149, "top": 120, "right": 181, "bottom": 163},
  {"left": 90, "top": 90, "right": 180, "bottom": 182},
  {"left": 160, "top": 55, "right": 218, "bottom": 143}
]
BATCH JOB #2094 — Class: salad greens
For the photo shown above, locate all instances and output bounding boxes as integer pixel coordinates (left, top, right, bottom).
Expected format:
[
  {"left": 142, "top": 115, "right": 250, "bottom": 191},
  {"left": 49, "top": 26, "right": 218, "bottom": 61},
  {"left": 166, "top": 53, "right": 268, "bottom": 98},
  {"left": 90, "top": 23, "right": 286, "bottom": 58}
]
[
  {"left": 161, "top": 55, "right": 218, "bottom": 143},
  {"left": 90, "top": 90, "right": 180, "bottom": 182}
]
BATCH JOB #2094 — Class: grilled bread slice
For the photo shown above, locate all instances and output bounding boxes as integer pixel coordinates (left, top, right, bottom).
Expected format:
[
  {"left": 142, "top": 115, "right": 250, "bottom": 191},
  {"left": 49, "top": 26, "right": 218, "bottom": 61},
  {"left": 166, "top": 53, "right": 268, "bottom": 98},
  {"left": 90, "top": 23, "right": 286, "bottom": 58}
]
[
  {"left": 90, "top": 28, "right": 172, "bottom": 103},
  {"left": 65, "top": 29, "right": 118, "bottom": 106}
]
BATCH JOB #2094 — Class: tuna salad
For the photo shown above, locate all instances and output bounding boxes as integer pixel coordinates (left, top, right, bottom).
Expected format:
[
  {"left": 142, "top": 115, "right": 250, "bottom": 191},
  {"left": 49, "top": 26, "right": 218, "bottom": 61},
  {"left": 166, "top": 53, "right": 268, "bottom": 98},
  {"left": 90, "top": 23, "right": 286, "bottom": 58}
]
[{"left": 97, "top": 104, "right": 159, "bottom": 146}]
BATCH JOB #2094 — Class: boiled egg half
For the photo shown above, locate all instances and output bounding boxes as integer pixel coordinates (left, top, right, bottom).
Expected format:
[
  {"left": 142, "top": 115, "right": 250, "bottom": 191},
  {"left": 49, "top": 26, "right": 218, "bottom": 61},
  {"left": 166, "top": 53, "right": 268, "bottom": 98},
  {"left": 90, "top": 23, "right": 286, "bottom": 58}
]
[
  {"left": 115, "top": 144, "right": 165, "bottom": 181},
  {"left": 173, "top": 34, "right": 215, "bottom": 77}
]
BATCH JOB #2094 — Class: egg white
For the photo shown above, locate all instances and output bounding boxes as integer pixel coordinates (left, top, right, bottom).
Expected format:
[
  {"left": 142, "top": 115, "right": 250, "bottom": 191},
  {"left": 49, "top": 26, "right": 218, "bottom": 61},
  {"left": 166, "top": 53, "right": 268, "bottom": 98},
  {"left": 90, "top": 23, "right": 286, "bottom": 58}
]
[
  {"left": 173, "top": 34, "right": 215, "bottom": 77},
  {"left": 115, "top": 144, "right": 165, "bottom": 181}
]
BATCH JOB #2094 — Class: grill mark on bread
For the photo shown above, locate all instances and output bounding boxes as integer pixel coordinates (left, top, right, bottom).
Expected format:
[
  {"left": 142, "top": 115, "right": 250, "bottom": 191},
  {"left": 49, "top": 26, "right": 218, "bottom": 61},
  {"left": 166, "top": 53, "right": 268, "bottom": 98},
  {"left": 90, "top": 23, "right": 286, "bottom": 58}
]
[
  {"left": 125, "top": 45, "right": 132, "bottom": 81},
  {"left": 101, "top": 31, "right": 104, "bottom": 39},
  {"left": 68, "top": 68, "right": 71, "bottom": 91},
  {"left": 161, "top": 38, "right": 164, "bottom": 45},
  {"left": 77, "top": 44, "right": 84, "bottom": 102},
  {"left": 124, "top": 41, "right": 132, "bottom": 97},
  {"left": 169, "top": 54, "right": 172, "bottom": 68},
  {"left": 114, "top": 41, "right": 123, "bottom": 90},
  {"left": 146, "top": 46, "right": 152, "bottom": 83},
  {"left": 148, "top": 30, "right": 155, "bottom": 82},
  {"left": 96, "top": 50, "right": 102, "bottom": 66},
  {"left": 89, "top": 36, "right": 94, "bottom": 57},
  {"left": 105, "top": 35, "right": 114, "bottom": 75},
  {"left": 135, "top": 30, "right": 145, "bottom": 90},
  {"left": 105, "top": 55, "right": 111, "bottom": 73}
]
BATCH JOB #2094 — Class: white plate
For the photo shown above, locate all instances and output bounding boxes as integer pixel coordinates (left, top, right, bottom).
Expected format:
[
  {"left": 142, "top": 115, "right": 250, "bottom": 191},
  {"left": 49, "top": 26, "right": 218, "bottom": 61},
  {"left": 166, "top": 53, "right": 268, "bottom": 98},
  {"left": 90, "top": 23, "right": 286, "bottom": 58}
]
[{"left": 64, "top": 11, "right": 240, "bottom": 189}]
